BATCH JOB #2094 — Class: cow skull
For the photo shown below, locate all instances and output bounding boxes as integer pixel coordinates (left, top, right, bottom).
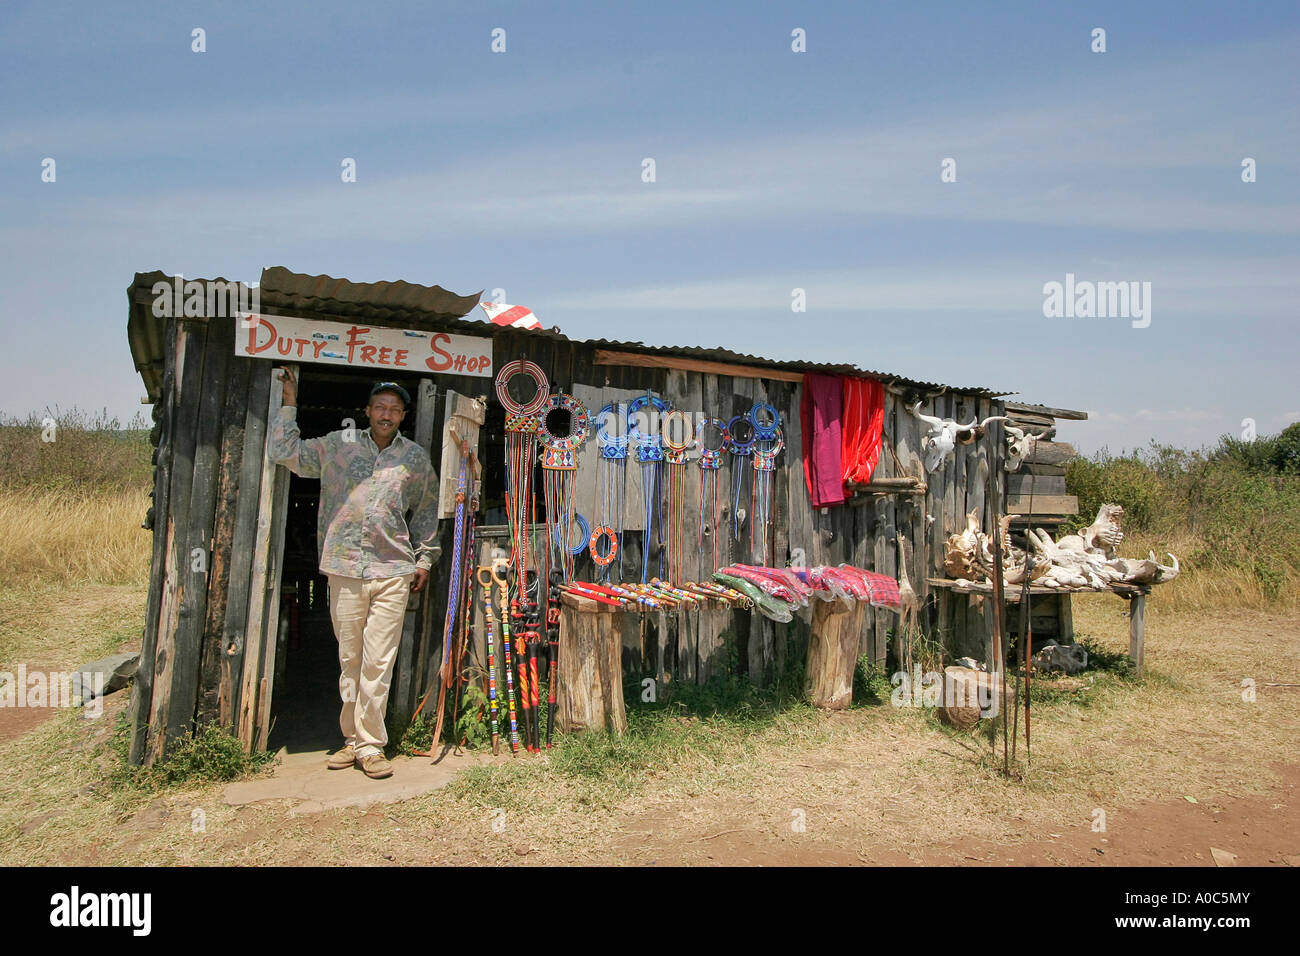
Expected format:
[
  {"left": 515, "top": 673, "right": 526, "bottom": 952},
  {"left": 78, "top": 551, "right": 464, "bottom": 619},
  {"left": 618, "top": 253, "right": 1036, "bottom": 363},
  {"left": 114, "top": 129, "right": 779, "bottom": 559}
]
[
  {"left": 1004, "top": 423, "right": 1057, "bottom": 472},
  {"left": 910, "top": 403, "right": 979, "bottom": 473}
]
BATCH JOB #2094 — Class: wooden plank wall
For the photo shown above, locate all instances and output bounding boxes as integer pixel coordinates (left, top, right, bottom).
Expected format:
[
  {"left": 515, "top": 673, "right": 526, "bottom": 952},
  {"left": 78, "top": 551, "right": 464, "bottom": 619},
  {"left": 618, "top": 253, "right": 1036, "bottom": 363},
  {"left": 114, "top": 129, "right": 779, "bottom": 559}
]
[
  {"left": 131, "top": 316, "right": 269, "bottom": 764},
  {"left": 135, "top": 305, "right": 1015, "bottom": 761}
]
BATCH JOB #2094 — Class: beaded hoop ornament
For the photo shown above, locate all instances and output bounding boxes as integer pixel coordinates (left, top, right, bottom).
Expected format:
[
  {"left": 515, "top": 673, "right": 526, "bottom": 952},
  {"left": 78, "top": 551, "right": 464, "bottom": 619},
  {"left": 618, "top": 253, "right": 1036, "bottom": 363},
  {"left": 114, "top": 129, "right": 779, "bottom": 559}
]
[
  {"left": 495, "top": 360, "right": 549, "bottom": 416},
  {"left": 540, "top": 392, "right": 590, "bottom": 471},
  {"left": 697, "top": 418, "right": 728, "bottom": 470},
  {"left": 662, "top": 409, "right": 693, "bottom": 465},
  {"left": 628, "top": 395, "right": 668, "bottom": 463},
  {"left": 750, "top": 401, "right": 780, "bottom": 441},
  {"left": 595, "top": 402, "right": 628, "bottom": 460},
  {"left": 589, "top": 525, "right": 619, "bottom": 566},
  {"left": 725, "top": 414, "right": 756, "bottom": 455},
  {"left": 753, "top": 426, "right": 785, "bottom": 472}
]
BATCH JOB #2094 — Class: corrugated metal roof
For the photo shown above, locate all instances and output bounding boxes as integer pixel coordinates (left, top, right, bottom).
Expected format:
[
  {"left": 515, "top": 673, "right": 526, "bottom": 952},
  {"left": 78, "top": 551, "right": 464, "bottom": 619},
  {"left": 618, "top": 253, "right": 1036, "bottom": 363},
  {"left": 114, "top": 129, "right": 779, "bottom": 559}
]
[
  {"left": 127, "top": 267, "right": 1013, "bottom": 402},
  {"left": 258, "top": 266, "right": 484, "bottom": 323}
]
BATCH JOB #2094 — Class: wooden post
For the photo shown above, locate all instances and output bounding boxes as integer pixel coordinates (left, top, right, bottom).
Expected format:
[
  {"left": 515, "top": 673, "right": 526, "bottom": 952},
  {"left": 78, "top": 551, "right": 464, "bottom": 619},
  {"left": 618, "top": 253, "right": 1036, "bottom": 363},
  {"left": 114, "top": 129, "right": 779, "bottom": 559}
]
[
  {"left": 556, "top": 595, "right": 626, "bottom": 734},
  {"left": 146, "top": 320, "right": 207, "bottom": 764},
  {"left": 128, "top": 317, "right": 177, "bottom": 766},
  {"left": 806, "top": 599, "right": 867, "bottom": 709},
  {"left": 1129, "top": 593, "right": 1147, "bottom": 675}
]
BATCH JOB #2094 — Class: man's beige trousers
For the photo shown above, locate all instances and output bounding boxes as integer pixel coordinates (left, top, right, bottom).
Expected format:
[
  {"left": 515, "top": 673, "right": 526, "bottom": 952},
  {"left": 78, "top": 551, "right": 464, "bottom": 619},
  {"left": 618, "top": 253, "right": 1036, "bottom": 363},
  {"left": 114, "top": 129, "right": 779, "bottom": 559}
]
[{"left": 327, "top": 573, "right": 413, "bottom": 759}]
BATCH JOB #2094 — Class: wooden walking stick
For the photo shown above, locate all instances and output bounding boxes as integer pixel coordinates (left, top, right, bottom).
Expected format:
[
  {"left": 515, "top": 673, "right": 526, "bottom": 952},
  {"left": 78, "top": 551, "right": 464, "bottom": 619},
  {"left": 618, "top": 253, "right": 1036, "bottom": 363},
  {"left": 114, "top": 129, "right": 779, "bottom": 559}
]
[{"left": 427, "top": 428, "right": 476, "bottom": 761}]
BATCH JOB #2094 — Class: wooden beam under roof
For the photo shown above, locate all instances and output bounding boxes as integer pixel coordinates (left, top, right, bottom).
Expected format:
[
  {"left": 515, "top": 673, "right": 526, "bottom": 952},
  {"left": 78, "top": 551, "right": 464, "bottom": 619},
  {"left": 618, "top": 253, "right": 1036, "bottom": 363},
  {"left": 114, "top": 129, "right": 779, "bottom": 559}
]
[{"left": 594, "top": 348, "right": 805, "bottom": 383}]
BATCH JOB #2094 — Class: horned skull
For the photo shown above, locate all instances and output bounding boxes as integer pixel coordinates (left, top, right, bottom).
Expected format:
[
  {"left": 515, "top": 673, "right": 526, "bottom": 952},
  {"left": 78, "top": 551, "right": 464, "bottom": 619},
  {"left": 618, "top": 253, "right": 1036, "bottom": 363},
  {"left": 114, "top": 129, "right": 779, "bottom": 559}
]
[
  {"left": 910, "top": 403, "right": 976, "bottom": 472},
  {"left": 1004, "top": 423, "right": 1057, "bottom": 472}
]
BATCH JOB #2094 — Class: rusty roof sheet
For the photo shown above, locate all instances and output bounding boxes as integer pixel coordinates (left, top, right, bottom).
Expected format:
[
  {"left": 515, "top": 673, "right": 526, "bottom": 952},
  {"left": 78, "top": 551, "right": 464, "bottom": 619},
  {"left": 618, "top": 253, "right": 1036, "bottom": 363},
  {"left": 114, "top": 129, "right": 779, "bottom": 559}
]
[{"left": 127, "top": 267, "right": 1013, "bottom": 402}]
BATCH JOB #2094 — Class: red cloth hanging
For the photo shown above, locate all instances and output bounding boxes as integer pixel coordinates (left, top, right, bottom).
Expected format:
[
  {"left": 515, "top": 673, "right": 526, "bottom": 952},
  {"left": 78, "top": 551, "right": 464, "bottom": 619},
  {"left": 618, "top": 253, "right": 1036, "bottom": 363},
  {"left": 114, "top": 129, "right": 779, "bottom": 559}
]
[
  {"left": 800, "top": 373, "right": 845, "bottom": 508},
  {"left": 841, "top": 377, "right": 884, "bottom": 488}
]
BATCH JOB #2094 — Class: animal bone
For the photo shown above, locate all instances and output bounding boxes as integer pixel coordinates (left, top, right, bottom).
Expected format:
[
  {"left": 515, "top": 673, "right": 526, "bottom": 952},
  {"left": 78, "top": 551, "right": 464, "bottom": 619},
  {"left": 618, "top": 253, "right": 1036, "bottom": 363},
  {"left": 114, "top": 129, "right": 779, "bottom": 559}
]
[
  {"left": 1077, "top": 503, "right": 1125, "bottom": 558},
  {"left": 955, "top": 415, "right": 1013, "bottom": 446},
  {"left": 944, "top": 511, "right": 983, "bottom": 580},
  {"left": 1003, "top": 423, "right": 1057, "bottom": 472},
  {"left": 910, "top": 402, "right": 979, "bottom": 473}
]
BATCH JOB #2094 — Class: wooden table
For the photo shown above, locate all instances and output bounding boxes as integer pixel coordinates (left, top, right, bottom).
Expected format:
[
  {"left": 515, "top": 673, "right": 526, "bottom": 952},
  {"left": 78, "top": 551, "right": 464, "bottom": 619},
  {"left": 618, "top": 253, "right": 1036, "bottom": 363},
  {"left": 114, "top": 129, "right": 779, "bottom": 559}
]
[{"left": 927, "top": 577, "right": 1153, "bottom": 674}]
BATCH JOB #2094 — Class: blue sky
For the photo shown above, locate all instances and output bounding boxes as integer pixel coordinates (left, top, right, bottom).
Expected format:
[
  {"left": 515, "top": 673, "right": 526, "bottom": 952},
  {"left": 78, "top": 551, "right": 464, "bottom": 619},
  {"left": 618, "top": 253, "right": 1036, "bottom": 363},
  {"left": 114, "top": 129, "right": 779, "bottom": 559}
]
[{"left": 1, "top": 0, "right": 1296, "bottom": 453}]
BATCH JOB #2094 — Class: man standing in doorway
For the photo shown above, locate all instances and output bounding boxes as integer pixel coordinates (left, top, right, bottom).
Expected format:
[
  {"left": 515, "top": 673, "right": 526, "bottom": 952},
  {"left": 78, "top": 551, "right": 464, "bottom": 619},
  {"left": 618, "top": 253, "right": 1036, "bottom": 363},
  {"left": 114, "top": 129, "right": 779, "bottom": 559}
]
[{"left": 269, "top": 368, "right": 440, "bottom": 779}]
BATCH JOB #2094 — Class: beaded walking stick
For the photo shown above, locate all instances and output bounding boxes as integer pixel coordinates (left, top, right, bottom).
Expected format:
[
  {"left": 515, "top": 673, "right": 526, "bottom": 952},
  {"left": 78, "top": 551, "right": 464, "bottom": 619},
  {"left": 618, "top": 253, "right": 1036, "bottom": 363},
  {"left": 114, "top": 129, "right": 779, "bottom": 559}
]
[
  {"left": 490, "top": 559, "right": 520, "bottom": 754},
  {"left": 477, "top": 567, "right": 500, "bottom": 755}
]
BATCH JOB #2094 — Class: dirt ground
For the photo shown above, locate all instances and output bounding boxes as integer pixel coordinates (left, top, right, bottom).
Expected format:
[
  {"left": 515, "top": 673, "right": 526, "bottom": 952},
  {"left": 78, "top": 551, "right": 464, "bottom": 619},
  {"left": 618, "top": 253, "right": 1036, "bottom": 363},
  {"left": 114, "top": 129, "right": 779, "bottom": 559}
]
[{"left": 1, "top": 589, "right": 1297, "bottom": 866}]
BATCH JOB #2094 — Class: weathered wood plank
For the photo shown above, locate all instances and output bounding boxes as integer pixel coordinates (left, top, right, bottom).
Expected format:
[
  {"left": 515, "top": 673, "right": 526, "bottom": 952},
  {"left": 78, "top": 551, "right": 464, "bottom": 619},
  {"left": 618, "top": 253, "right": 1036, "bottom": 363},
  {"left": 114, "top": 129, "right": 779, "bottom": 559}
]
[
  {"left": 1024, "top": 441, "right": 1077, "bottom": 467},
  {"left": 1005, "top": 495, "right": 1078, "bottom": 515},
  {"left": 128, "top": 316, "right": 178, "bottom": 765},
  {"left": 196, "top": 334, "right": 250, "bottom": 726},
  {"left": 147, "top": 321, "right": 207, "bottom": 764},
  {"left": 253, "top": 430, "right": 294, "bottom": 753},
  {"left": 1007, "top": 474, "right": 1067, "bottom": 496},
  {"left": 166, "top": 315, "right": 233, "bottom": 745},
  {"left": 237, "top": 366, "right": 288, "bottom": 748},
  {"left": 217, "top": 362, "right": 271, "bottom": 731},
  {"left": 1003, "top": 401, "right": 1088, "bottom": 421}
]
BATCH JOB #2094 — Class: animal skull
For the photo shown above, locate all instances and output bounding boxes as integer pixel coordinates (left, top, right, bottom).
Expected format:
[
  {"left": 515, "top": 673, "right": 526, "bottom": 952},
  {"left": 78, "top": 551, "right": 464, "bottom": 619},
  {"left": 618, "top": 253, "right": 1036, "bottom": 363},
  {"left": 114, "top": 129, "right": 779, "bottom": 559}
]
[
  {"left": 910, "top": 403, "right": 979, "bottom": 473},
  {"left": 1004, "top": 423, "right": 1057, "bottom": 472}
]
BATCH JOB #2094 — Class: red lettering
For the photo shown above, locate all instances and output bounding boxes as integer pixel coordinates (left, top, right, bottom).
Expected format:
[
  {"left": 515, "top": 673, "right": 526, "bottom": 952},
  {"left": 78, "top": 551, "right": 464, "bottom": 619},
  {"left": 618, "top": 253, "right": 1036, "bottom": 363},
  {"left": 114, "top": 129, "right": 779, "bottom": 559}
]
[
  {"left": 452, "top": 353, "right": 467, "bottom": 372},
  {"left": 394, "top": 349, "right": 409, "bottom": 367},
  {"left": 360, "top": 345, "right": 378, "bottom": 363},
  {"left": 425, "top": 333, "right": 452, "bottom": 372},
  {"left": 276, "top": 337, "right": 293, "bottom": 355},
  {"left": 295, "top": 338, "right": 311, "bottom": 357},
  {"left": 312, "top": 340, "right": 328, "bottom": 358},
  {"left": 345, "top": 325, "right": 370, "bottom": 364},
  {"left": 245, "top": 318, "right": 277, "bottom": 355},
  {"left": 377, "top": 346, "right": 393, "bottom": 365}
]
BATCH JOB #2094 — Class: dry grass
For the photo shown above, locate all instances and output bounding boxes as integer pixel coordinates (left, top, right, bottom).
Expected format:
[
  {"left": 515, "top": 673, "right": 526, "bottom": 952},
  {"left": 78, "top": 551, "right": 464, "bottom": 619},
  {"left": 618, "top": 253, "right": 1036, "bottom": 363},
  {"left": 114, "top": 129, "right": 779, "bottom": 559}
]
[
  {"left": 1117, "top": 529, "right": 1292, "bottom": 612},
  {"left": 0, "top": 488, "right": 152, "bottom": 588}
]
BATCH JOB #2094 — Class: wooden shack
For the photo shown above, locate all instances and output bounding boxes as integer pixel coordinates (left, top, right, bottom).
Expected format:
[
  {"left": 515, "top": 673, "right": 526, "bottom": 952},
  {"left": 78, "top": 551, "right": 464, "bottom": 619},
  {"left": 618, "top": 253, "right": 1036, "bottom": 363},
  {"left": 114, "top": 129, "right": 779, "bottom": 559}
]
[{"left": 125, "top": 266, "right": 1083, "bottom": 764}]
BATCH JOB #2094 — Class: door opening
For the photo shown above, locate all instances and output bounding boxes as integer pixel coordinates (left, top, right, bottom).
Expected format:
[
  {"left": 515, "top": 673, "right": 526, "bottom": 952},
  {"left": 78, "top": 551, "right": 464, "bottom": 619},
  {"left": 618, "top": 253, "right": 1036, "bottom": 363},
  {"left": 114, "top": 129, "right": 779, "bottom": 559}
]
[{"left": 265, "top": 365, "right": 428, "bottom": 755}]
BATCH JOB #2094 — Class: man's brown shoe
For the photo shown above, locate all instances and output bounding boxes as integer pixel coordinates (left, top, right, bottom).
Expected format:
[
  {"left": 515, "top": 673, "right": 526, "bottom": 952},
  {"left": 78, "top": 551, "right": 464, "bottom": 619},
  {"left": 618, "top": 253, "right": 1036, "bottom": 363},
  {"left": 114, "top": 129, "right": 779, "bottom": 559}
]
[
  {"left": 358, "top": 753, "right": 393, "bottom": 779},
  {"left": 327, "top": 745, "right": 355, "bottom": 770}
]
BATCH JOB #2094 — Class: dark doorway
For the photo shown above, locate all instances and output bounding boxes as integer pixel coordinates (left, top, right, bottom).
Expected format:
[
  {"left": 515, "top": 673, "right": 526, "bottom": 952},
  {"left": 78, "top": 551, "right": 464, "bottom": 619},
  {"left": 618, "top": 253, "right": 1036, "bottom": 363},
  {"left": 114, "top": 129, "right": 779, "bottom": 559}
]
[{"left": 266, "top": 365, "right": 427, "bottom": 754}]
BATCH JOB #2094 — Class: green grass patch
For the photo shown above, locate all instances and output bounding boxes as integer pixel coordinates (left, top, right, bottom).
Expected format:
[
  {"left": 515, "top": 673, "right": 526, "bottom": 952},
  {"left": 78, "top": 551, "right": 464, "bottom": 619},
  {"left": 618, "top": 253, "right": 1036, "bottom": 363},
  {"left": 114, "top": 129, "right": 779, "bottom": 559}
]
[{"left": 108, "top": 712, "right": 276, "bottom": 791}]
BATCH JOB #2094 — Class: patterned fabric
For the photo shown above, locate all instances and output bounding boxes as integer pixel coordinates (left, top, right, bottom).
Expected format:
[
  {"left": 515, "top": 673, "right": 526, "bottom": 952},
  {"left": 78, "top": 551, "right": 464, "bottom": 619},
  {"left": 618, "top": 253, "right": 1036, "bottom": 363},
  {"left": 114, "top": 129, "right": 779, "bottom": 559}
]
[
  {"left": 857, "top": 569, "right": 901, "bottom": 609},
  {"left": 268, "top": 407, "right": 440, "bottom": 579}
]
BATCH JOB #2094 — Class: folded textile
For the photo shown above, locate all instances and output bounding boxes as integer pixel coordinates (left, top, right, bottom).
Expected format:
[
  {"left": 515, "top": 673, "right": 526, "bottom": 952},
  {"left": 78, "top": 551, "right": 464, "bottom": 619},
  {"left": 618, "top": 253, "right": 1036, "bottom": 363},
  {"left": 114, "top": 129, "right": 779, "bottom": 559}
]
[{"left": 801, "top": 373, "right": 845, "bottom": 507}]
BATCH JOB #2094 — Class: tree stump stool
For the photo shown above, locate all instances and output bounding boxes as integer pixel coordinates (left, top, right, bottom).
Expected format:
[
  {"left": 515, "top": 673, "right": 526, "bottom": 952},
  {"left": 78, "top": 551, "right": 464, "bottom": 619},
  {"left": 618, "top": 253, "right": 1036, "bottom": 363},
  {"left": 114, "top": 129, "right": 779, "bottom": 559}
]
[
  {"left": 556, "top": 592, "right": 627, "bottom": 735},
  {"left": 806, "top": 598, "right": 869, "bottom": 709}
]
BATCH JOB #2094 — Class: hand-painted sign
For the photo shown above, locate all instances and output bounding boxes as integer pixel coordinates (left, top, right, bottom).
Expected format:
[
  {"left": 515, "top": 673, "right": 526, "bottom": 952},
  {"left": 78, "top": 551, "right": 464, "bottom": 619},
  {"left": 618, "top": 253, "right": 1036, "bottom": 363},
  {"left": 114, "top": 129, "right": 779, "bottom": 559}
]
[{"left": 234, "top": 313, "right": 493, "bottom": 377}]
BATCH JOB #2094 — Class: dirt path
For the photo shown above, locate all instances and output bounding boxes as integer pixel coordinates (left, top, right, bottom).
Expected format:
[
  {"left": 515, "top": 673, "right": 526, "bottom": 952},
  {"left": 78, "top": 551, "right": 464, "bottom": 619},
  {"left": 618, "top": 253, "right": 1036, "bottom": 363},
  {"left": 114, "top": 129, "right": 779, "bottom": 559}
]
[{"left": 602, "top": 761, "right": 1300, "bottom": 866}]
